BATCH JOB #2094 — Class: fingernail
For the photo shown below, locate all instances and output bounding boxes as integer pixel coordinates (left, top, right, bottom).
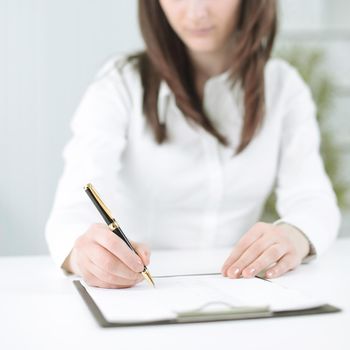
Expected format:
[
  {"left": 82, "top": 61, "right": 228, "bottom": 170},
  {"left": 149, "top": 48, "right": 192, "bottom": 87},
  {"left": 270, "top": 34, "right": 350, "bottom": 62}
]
[
  {"left": 248, "top": 268, "right": 256, "bottom": 277},
  {"left": 266, "top": 271, "right": 273, "bottom": 278},
  {"left": 228, "top": 267, "right": 240, "bottom": 278},
  {"left": 242, "top": 267, "right": 256, "bottom": 278}
]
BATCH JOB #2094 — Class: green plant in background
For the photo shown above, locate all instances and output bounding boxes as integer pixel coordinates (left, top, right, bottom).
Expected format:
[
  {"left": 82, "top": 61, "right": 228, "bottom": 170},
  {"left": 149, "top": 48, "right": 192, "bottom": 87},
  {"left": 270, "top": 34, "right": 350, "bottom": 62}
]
[{"left": 262, "top": 47, "right": 349, "bottom": 222}]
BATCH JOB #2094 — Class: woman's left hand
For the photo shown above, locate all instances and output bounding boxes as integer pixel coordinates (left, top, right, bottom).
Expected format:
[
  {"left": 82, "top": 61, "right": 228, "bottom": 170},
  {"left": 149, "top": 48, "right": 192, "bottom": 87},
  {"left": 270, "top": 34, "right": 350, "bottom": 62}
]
[{"left": 221, "top": 222, "right": 311, "bottom": 279}]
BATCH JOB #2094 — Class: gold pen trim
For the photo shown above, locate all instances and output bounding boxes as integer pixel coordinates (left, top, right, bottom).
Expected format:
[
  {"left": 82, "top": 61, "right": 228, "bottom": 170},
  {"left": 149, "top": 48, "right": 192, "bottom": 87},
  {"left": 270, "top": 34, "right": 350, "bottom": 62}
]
[
  {"left": 142, "top": 268, "right": 155, "bottom": 288},
  {"left": 108, "top": 221, "right": 119, "bottom": 230}
]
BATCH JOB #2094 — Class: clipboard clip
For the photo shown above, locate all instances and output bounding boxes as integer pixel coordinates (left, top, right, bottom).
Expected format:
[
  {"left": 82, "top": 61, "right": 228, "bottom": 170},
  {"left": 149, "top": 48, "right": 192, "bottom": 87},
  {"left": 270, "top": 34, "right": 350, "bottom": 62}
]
[{"left": 176, "top": 301, "right": 272, "bottom": 322}]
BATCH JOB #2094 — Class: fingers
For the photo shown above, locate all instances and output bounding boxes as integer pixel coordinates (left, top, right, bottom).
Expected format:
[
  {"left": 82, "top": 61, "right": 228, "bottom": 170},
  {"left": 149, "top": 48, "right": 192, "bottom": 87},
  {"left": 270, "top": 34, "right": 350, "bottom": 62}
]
[
  {"left": 81, "top": 268, "right": 139, "bottom": 289},
  {"left": 222, "top": 223, "right": 266, "bottom": 272},
  {"left": 89, "top": 224, "right": 145, "bottom": 273},
  {"left": 70, "top": 223, "right": 152, "bottom": 289},
  {"left": 87, "top": 242, "right": 142, "bottom": 281},
  {"left": 221, "top": 222, "right": 304, "bottom": 279},
  {"left": 86, "top": 256, "right": 142, "bottom": 288},
  {"left": 265, "top": 253, "right": 299, "bottom": 279},
  {"left": 240, "top": 244, "right": 287, "bottom": 278},
  {"left": 221, "top": 222, "right": 272, "bottom": 277},
  {"left": 77, "top": 244, "right": 143, "bottom": 289},
  {"left": 133, "top": 242, "right": 151, "bottom": 266}
]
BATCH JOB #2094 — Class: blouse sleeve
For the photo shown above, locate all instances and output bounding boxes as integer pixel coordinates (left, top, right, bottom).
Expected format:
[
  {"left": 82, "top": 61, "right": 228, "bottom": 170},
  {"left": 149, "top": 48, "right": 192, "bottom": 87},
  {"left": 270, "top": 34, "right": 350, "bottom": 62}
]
[
  {"left": 273, "top": 64, "right": 341, "bottom": 259},
  {"left": 45, "top": 58, "right": 132, "bottom": 268}
]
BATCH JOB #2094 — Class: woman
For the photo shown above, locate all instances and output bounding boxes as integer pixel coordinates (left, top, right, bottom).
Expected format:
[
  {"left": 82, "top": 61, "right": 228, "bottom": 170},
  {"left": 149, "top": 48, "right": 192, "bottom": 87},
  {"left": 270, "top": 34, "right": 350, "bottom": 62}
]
[{"left": 46, "top": 0, "right": 340, "bottom": 288}]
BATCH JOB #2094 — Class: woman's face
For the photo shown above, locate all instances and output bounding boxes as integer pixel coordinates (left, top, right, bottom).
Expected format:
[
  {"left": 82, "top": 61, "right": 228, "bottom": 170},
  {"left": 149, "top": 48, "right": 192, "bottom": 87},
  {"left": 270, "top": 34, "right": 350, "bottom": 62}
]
[{"left": 159, "top": 0, "right": 241, "bottom": 55}]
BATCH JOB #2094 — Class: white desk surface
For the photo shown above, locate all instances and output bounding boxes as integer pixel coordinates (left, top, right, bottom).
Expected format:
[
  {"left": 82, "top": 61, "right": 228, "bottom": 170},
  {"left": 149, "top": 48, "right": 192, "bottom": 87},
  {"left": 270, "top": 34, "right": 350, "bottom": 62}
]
[{"left": 1, "top": 238, "right": 349, "bottom": 350}]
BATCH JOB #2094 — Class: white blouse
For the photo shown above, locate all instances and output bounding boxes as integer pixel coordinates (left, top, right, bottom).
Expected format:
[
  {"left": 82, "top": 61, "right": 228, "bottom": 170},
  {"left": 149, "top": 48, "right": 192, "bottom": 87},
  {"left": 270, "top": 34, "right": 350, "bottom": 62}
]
[{"left": 45, "top": 55, "right": 341, "bottom": 268}]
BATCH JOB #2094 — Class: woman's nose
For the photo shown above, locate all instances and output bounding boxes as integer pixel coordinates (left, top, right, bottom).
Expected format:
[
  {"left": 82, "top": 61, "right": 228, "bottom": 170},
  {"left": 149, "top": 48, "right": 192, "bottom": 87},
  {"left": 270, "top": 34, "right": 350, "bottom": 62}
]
[{"left": 186, "top": 0, "right": 210, "bottom": 23}]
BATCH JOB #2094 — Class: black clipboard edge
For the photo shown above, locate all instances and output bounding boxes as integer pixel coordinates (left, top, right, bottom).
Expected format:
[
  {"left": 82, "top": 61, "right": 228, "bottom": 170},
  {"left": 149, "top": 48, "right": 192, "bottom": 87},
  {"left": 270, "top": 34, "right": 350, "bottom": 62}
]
[{"left": 73, "top": 280, "right": 341, "bottom": 328}]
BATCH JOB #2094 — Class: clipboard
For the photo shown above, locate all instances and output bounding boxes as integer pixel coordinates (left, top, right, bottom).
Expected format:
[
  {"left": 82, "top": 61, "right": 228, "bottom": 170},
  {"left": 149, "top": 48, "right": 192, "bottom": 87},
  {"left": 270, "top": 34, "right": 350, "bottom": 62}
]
[{"left": 73, "top": 276, "right": 341, "bottom": 328}]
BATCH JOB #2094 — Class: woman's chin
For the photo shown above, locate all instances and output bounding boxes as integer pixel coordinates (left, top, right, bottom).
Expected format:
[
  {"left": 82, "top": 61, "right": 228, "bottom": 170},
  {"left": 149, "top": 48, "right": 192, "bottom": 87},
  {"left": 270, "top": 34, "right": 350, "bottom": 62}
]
[{"left": 186, "top": 42, "right": 223, "bottom": 56}]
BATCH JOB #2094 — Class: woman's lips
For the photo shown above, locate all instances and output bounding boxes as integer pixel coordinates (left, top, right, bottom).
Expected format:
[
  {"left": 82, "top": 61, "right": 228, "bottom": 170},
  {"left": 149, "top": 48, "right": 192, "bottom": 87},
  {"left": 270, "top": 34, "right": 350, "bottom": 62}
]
[{"left": 187, "top": 27, "right": 214, "bottom": 36}]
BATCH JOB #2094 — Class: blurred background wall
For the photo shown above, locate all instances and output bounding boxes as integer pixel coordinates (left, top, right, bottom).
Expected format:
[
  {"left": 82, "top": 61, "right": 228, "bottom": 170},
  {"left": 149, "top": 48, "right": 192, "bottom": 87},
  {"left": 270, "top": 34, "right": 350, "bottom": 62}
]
[{"left": 1, "top": 0, "right": 349, "bottom": 256}]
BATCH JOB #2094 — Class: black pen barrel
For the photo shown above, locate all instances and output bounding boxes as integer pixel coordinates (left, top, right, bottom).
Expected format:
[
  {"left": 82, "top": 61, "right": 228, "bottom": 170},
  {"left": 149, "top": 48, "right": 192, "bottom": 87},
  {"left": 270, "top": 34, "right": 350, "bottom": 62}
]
[{"left": 113, "top": 226, "right": 137, "bottom": 253}]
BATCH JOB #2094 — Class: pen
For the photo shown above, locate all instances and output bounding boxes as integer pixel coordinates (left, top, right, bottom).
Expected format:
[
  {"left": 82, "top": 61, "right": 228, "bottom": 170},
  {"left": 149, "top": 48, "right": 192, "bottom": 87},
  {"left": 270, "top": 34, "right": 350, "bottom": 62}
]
[{"left": 83, "top": 183, "right": 155, "bottom": 287}]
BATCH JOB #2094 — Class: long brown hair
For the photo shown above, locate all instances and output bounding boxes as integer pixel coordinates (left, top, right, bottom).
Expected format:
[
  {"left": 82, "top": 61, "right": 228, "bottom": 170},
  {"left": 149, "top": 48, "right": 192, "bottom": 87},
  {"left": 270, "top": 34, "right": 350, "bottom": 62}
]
[{"left": 130, "top": 0, "right": 277, "bottom": 154}]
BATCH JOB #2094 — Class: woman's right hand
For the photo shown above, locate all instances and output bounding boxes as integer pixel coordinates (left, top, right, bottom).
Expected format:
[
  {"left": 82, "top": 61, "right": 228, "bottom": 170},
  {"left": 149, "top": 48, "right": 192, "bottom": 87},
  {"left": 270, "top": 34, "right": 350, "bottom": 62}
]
[{"left": 63, "top": 223, "right": 151, "bottom": 289}]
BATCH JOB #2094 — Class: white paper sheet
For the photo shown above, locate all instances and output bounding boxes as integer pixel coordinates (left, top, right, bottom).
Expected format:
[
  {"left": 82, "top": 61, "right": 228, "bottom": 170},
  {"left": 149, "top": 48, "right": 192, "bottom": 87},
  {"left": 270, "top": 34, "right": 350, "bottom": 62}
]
[{"left": 82, "top": 275, "right": 325, "bottom": 323}]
